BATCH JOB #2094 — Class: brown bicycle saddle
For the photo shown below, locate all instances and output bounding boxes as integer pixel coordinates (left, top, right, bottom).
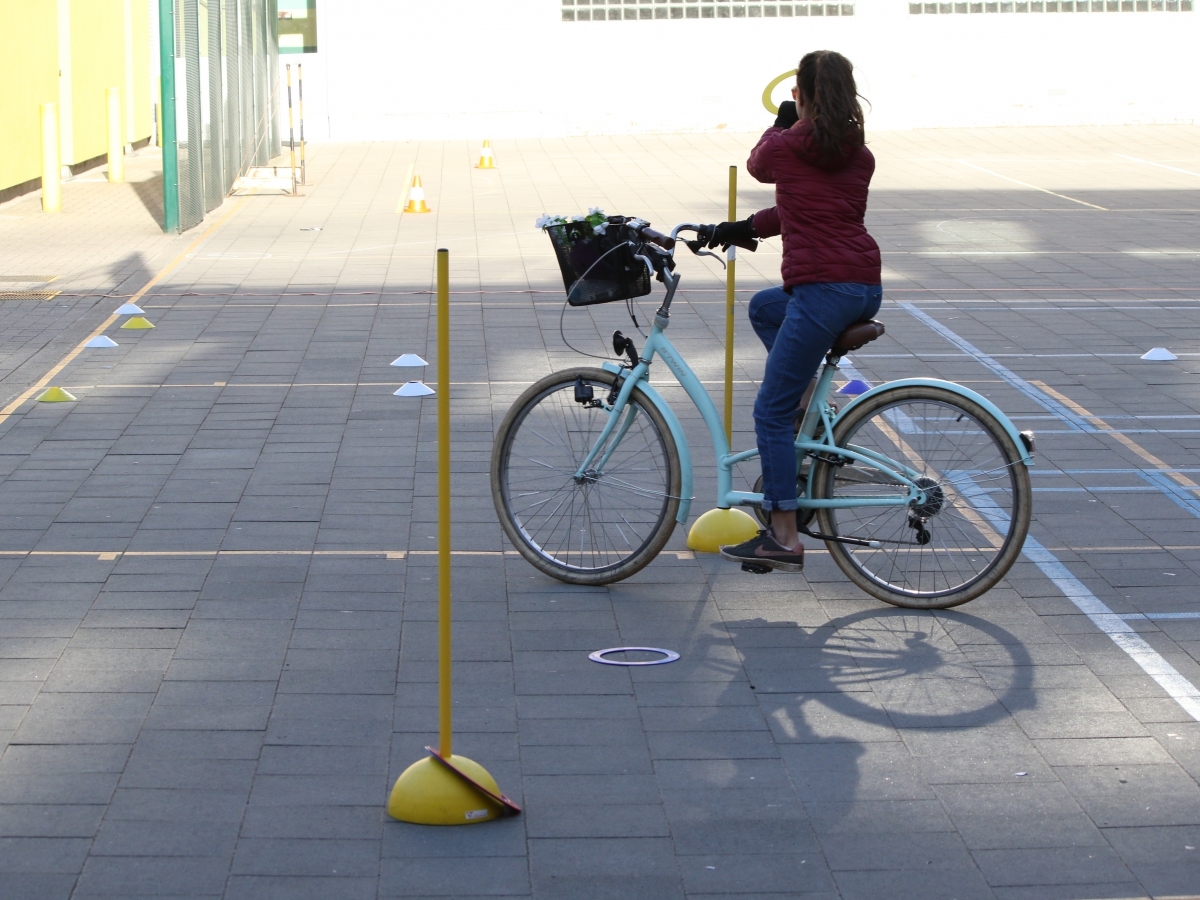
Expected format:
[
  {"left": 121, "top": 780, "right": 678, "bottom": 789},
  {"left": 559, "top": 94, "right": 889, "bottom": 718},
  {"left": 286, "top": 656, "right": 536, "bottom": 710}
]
[{"left": 832, "top": 320, "right": 885, "bottom": 353}]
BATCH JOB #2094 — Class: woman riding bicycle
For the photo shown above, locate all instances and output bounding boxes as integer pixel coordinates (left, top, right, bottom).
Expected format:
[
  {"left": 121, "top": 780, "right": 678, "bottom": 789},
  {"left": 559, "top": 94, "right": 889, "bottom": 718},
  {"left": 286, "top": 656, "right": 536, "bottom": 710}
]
[{"left": 713, "top": 50, "right": 882, "bottom": 573}]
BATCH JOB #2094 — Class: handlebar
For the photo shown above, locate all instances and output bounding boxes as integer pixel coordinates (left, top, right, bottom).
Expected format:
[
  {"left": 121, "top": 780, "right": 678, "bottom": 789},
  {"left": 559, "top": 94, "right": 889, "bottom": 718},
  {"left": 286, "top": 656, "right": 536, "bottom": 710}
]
[{"left": 638, "top": 226, "right": 675, "bottom": 251}]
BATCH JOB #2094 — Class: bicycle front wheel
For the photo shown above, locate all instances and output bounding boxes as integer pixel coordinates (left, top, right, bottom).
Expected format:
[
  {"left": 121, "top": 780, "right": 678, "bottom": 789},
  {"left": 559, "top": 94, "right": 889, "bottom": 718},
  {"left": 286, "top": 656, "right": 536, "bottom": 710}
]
[
  {"left": 811, "top": 385, "right": 1032, "bottom": 609},
  {"left": 491, "top": 367, "right": 681, "bottom": 586}
]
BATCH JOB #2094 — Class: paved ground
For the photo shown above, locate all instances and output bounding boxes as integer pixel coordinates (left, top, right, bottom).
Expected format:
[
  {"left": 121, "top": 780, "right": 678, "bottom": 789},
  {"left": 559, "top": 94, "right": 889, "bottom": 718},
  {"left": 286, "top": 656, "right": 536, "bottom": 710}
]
[{"left": 1, "top": 126, "right": 1199, "bottom": 899}]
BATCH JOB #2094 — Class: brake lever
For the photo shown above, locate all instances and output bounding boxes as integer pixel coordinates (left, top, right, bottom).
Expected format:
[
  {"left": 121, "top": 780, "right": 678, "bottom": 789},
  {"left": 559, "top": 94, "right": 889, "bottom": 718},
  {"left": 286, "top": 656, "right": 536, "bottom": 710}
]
[{"left": 684, "top": 239, "right": 726, "bottom": 269}]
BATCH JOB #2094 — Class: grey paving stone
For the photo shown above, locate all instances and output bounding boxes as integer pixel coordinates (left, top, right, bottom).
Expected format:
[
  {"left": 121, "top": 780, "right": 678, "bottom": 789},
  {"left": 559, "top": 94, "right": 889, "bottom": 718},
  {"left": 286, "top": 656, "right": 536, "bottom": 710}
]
[
  {"left": 90, "top": 819, "right": 240, "bottom": 857},
  {"left": 378, "top": 855, "right": 530, "bottom": 897},
  {"left": 225, "top": 875, "right": 378, "bottom": 900},
  {"left": 0, "top": 804, "right": 105, "bottom": 839},
  {"left": 833, "top": 868, "right": 996, "bottom": 900},
  {"left": 0, "top": 873, "right": 77, "bottom": 900},
  {"left": 973, "top": 846, "right": 1135, "bottom": 887},
  {"left": 679, "top": 853, "right": 836, "bottom": 894},
  {"left": 74, "top": 855, "right": 231, "bottom": 895}
]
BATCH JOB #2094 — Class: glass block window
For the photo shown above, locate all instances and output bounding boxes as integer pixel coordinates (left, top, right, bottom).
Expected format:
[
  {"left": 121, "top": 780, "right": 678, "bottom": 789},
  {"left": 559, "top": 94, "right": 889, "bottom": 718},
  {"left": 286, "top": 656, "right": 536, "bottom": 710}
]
[
  {"left": 561, "top": 1, "right": 855, "bottom": 20},
  {"left": 279, "top": 0, "right": 317, "bottom": 53},
  {"left": 909, "top": 0, "right": 1188, "bottom": 9}
]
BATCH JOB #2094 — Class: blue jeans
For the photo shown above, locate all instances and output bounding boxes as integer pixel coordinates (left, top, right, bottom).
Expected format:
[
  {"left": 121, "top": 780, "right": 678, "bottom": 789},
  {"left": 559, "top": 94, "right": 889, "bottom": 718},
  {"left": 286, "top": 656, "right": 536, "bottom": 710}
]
[{"left": 748, "top": 282, "right": 883, "bottom": 512}]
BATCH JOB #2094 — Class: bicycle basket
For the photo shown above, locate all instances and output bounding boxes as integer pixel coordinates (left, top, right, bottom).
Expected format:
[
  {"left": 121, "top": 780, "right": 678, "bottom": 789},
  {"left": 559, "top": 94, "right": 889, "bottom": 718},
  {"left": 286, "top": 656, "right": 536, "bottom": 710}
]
[{"left": 545, "top": 220, "right": 652, "bottom": 306}]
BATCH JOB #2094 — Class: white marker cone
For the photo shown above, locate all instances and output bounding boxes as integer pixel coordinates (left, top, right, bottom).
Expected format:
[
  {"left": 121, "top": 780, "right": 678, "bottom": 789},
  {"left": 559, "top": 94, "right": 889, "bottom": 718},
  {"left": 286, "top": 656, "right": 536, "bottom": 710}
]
[
  {"left": 115, "top": 303, "right": 144, "bottom": 315},
  {"left": 391, "top": 354, "right": 428, "bottom": 367},
  {"left": 1141, "top": 347, "right": 1177, "bottom": 361},
  {"left": 85, "top": 336, "right": 119, "bottom": 348},
  {"left": 395, "top": 381, "right": 435, "bottom": 397}
]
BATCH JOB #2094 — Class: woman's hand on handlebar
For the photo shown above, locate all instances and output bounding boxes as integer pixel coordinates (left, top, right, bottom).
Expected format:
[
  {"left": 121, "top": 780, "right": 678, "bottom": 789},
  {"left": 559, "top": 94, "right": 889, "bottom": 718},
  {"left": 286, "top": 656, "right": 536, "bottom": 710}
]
[{"left": 699, "top": 216, "right": 758, "bottom": 253}]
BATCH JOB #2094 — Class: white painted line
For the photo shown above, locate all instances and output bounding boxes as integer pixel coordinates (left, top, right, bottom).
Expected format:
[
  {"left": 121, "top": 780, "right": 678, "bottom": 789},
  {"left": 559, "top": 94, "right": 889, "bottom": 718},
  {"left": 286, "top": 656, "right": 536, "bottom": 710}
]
[
  {"left": 954, "top": 161, "right": 1109, "bottom": 210},
  {"left": 1024, "top": 533, "right": 1200, "bottom": 723},
  {"left": 1115, "top": 154, "right": 1200, "bottom": 180},
  {"left": 964, "top": 480, "right": 1200, "bottom": 723},
  {"left": 898, "top": 303, "right": 1095, "bottom": 433},
  {"left": 1120, "top": 613, "right": 1200, "bottom": 621}
]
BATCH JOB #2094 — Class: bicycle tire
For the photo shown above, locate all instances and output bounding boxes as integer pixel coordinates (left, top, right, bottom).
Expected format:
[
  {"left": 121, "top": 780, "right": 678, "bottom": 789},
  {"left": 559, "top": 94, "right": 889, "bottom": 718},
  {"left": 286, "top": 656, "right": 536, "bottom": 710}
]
[
  {"left": 491, "top": 367, "right": 681, "bottom": 586},
  {"left": 811, "top": 385, "right": 1032, "bottom": 609}
]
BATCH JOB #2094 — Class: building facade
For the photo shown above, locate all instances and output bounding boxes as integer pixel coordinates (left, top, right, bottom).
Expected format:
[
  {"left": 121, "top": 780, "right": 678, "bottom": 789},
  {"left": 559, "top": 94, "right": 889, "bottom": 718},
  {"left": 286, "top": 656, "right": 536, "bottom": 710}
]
[
  {"left": 0, "top": 0, "right": 153, "bottom": 202},
  {"left": 285, "top": 0, "right": 1198, "bottom": 141}
]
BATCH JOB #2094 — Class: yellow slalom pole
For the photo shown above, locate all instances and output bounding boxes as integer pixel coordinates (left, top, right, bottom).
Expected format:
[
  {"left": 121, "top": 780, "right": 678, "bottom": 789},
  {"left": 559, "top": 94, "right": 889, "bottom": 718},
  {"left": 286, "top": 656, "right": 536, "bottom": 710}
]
[
  {"left": 40, "top": 103, "right": 61, "bottom": 213},
  {"left": 106, "top": 88, "right": 124, "bottom": 183},
  {"left": 436, "top": 248, "right": 452, "bottom": 758},
  {"left": 386, "top": 249, "right": 518, "bottom": 825},
  {"left": 683, "top": 165, "right": 760, "bottom": 552},
  {"left": 724, "top": 165, "right": 736, "bottom": 446}
]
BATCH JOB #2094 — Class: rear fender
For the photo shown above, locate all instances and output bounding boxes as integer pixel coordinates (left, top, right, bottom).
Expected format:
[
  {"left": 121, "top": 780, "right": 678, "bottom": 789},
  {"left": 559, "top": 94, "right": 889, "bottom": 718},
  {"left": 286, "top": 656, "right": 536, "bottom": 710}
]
[{"left": 835, "top": 378, "right": 1034, "bottom": 465}]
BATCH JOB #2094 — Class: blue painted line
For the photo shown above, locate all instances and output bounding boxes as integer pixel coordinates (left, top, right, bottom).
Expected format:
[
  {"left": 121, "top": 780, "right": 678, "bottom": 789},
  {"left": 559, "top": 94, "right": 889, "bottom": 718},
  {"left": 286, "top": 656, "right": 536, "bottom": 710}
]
[{"left": 1137, "top": 470, "right": 1200, "bottom": 520}]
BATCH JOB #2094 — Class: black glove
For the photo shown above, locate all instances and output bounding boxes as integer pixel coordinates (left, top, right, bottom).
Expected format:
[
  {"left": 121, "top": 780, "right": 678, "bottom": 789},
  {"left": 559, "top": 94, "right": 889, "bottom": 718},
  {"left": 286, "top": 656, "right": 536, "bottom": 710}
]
[
  {"left": 704, "top": 216, "right": 758, "bottom": 252},
  {"left": 774, "top": 99, "right": 799, "bottom": 130}
]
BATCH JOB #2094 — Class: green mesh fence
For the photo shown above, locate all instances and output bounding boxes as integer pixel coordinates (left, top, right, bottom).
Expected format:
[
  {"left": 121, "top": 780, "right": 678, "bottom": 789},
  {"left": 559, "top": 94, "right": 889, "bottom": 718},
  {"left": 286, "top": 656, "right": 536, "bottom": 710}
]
[{"left": 160, "top": 0, "right": 280, "bottom": 232}]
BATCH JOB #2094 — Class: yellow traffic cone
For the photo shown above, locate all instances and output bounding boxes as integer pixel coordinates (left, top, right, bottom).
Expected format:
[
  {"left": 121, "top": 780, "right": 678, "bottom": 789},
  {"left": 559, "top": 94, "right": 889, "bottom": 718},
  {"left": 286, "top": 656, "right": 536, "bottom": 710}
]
[
  {"left": 37, "top": 387, "right": 76, "bottom": 402},
  {"left": 120, "top": 316, "right": 155, "bottom": 329},
  {"left": 403, "top": 176, "right": 431, "bottom": 213},
  {"left": 475, "top": 140, "right": 496, "bottom": 169}
]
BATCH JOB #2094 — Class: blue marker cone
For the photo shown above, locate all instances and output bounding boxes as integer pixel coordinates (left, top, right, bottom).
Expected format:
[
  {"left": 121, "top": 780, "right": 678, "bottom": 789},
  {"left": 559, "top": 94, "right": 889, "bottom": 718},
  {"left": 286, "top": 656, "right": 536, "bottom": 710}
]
[{"left": 837, "top": 379, "right": 872, "bottom": 396}]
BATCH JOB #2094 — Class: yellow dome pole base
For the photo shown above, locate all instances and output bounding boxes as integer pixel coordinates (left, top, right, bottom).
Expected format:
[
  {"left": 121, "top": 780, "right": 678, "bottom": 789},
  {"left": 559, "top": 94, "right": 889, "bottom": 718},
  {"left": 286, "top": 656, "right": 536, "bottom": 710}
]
[
  {"left": 687, "top": 507, "right": 760, "bottom": 554},
  {"left": 37, "top": 387, "right": 76, "bottom": 403},
  {"left": 120, "top": 316, "right": 155, "bottom": 329},
  {"left": 388, "top": 748, "right": 520, "bottom": 826}
]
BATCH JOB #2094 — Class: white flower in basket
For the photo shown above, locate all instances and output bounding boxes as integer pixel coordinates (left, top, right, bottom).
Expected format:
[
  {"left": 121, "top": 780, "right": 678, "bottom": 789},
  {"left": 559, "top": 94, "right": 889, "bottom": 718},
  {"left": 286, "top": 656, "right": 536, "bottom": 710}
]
[{"left": 537, "top": 207, "right": 610, "bottom": 240}]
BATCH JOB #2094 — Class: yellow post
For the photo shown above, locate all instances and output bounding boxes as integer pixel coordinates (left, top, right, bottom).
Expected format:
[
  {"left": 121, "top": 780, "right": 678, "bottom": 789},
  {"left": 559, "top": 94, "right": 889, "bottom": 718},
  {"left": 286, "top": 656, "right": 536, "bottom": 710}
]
[
  {"left": 297, "top": 64, "right": 306, "bottom": 186},
  {"left": 40, "top": 103, "right": 61, "bottom": 213},
  {"left": 436, "top": 248, "right": 452, "bottom": 758},
  {"left": 683, "top": 165, "right": 761, "bottom": 553},
  {"left": 106, "top": 88, "right": 124, "bottom": 183},
  {"left": 386, "top": 250, "right": 517, "bottom": 825},
  {"left": 286, "top": 65, "right": 297, "bottom": 195},
  {"left": 724, "top": 165, "right": 736, "bottom": 446}
]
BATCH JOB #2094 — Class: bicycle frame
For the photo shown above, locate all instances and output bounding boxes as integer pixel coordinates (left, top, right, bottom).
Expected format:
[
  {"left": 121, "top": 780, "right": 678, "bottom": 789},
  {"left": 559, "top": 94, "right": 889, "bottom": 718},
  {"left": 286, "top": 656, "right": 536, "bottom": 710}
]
[
  {"left": 573, "top": 316, "right": 923, "bottom": 528},
  {"left": 571, "top": 235, "right": 1033, "bottom": 527}
]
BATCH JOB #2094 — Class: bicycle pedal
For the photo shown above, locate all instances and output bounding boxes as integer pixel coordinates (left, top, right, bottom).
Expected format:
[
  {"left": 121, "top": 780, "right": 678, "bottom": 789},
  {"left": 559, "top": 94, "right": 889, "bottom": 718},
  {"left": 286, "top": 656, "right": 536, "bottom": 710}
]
[{"left": 740, "top": 562, "right": 773, "bottom": 575}]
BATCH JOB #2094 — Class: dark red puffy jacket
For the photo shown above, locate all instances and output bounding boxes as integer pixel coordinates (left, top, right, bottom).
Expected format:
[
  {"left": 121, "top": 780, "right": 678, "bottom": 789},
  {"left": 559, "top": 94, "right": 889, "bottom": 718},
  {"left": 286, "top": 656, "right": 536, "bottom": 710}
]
[{"left": 747, "top": 121, "right": 881, "bottom": 288}]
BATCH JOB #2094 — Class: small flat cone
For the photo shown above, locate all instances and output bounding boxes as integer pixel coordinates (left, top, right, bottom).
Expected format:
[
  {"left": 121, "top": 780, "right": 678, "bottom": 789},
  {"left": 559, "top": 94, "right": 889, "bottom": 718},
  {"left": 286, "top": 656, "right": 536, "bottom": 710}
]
[
  {"left": 120, "top": 316, "right": 155, "bottom": 330},
  {"left": 85, "top": 335, "right": 118, "bottom": 348},
  {"left": 394, "top": 381, "right": 435, "bottom": 397},
  {"left": 37, "top": 387, "right": 76, "bottom": 402},
  {"left": 391, "top": 354, "right": 428, "bottom": 367},
  {"left": 115, "top": 303, "right": 144, "bottom": 314},
  {"left": 687, "top": 507, "right": 760, "bottom": 554},
  {"left": 1141, "top": 347, "right": 1177, "bottom": 361},
  {"left": 837, "top": 379, "right": 873, "bottom": 396}
]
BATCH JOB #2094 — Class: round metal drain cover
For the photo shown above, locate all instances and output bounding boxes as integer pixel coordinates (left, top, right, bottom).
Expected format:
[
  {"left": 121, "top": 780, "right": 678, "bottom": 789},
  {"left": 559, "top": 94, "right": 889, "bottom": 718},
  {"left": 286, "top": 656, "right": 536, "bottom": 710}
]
[{"left": 588, "top": 647, "right": 680, "bottom": 666}]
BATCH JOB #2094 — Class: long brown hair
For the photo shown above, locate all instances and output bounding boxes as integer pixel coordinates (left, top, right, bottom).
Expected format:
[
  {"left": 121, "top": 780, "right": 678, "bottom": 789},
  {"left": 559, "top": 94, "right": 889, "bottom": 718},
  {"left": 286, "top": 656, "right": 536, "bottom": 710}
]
[{"left": 796, "top": 50, "right": 865, "bottom": 162}]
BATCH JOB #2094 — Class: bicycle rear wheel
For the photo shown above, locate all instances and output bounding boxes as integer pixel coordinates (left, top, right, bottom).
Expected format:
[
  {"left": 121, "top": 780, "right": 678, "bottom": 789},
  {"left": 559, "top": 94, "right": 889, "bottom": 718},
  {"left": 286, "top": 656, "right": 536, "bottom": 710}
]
[
  {"left": 811, "top": 385, "right": 1031, "bottom": 609},
  {"left": 491, "top": 367, "right": 681, "bottom": 585}
]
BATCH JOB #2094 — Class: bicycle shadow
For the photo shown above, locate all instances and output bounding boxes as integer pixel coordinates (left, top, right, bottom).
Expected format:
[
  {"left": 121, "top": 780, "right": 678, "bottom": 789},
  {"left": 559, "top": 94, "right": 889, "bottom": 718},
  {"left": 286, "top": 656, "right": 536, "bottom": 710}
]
[{"left": 720, "top": 606, "right": 1035, "bottom": 823}]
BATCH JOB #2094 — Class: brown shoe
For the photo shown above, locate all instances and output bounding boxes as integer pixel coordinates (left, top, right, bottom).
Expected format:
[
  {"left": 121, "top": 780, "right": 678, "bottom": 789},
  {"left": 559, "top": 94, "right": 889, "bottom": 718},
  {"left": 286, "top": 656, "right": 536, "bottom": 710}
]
[{"left": 719, "top": 529, "right": 804, "bottom": 573}]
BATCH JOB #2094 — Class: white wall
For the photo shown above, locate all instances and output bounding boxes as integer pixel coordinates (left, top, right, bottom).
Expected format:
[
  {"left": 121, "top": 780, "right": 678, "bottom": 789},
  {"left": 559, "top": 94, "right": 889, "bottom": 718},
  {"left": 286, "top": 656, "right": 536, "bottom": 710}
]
[{"left": 288, "top": 0, "right": 1199, "bottom": 141}]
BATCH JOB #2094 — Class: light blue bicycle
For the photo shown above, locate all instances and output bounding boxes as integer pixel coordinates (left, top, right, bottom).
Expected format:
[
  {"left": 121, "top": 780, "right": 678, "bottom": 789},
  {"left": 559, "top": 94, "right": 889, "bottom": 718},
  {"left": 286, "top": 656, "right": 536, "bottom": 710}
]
[{"left": 491, "top": 218, "right": 1034, "bottom": 608}]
